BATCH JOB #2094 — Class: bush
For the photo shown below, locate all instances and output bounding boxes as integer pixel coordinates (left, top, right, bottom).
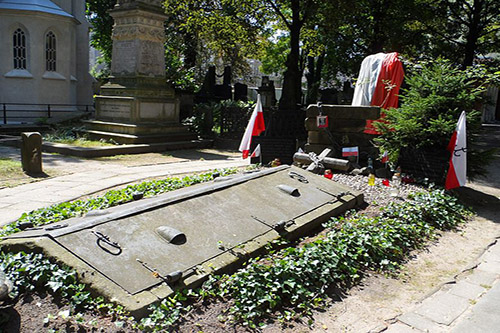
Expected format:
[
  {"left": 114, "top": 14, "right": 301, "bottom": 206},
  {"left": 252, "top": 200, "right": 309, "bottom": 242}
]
[{"left": 375, "top": 59, "right": 499, "bottom": 178}]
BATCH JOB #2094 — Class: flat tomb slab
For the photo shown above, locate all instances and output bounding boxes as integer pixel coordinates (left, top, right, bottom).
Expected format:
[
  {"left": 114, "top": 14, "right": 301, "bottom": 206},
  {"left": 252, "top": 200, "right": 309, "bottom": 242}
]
[{"left": 2, "top": 165, "right": 363, "bottom": 315}]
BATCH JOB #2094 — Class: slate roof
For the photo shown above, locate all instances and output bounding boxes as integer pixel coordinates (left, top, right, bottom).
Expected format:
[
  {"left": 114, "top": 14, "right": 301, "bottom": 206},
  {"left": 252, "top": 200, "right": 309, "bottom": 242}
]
[{"left": 0, "top": 0, "right": 73, "bottom": 18}]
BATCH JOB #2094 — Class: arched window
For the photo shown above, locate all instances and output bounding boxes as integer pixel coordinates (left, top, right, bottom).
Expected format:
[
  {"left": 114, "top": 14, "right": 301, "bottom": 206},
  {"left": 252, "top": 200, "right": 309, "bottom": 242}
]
[
  {"left": 13, "top": 28, "right": 27, "bottom": 69},
  {"left": 45, "top": 31, "right": 56, "bottom": 72}
]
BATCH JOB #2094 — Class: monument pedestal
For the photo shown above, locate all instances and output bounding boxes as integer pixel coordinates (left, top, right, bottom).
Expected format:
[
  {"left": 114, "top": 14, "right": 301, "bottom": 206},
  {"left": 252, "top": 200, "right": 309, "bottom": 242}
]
[{"left": 89, "top": 0, "right": 201, "bottom": 147}]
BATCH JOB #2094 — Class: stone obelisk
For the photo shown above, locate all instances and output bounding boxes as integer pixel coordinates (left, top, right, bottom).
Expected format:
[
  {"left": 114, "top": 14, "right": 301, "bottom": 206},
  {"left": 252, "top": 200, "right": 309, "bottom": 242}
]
[{"left": 93, "top": 0, "right": 197, "bottom": 144}]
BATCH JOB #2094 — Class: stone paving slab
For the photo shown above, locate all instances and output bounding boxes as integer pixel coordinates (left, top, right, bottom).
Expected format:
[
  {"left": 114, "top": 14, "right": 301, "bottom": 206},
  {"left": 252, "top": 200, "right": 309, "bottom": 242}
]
[
  {"left": 446, "top": 280, "right": 487, "bottom": 300},
  {"left": 463, "top": 269, "right": 498, "bottom": 287},
  {"left": 451, "top": 279, "right": 500, "bottom": 333},
  {"left": 414, "top": 291, "right": 471, "bottom": 325},
  {"left": 474, "top": 261, "right": 500, "bottom": 275},
  {"left": 384, "top": 322, "right": 421, "bottom": 332},
  {"left": 398, "top": 312, "right": 448, "bottom": 332},
  {"left": 389, "top": 241, "right": 500, "bottom": 333}
]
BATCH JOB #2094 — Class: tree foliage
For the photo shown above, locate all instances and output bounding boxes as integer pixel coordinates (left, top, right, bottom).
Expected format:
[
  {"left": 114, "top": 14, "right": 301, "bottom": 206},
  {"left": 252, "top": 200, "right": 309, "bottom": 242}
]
[
  {"left": 86, "top": 0, "right": 115, "bottom": 68},
  {"left": 418, "top": 0, "right": 500, "bottom": 68},
  {"left": 374, "top": 59, "right": 500, "bottom": 177}
]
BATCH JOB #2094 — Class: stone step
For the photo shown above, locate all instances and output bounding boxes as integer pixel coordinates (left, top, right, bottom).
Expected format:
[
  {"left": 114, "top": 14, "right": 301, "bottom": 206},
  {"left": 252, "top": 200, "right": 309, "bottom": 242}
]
[
  {"left": 41, "top": 140, "right": 214, "bottom": 157},
  {"left": 79, "top": 129, "right": 199, "bottom": 144},
  {"left": 81, "top": 119, "right": 189, "bottom": 135}
]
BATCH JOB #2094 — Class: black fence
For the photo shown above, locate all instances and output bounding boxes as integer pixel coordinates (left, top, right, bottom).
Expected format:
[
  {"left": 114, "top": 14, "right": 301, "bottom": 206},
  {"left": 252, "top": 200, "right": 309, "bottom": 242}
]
[{"left": 1, "top": 103, "right": 94, "bottom": 125}]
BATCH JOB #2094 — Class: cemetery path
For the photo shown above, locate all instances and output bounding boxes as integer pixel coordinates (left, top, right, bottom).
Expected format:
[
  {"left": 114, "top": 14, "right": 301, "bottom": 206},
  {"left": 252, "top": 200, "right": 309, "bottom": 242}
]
[{"left": 0, "top": 147, "right": 247, "bottom": 227}]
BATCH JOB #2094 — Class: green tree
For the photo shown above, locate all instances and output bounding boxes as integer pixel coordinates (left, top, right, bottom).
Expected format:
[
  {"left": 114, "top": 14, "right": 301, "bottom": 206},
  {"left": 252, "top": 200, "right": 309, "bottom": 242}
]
[
  {"left": 423, "top": 0, "right": 500, "bottom": 68},
  {"left": 86, "top": 0, "right": 115, "bottom": 68},
  {"left": 375, "top": 59, "right": 499, "bottom": 177}
]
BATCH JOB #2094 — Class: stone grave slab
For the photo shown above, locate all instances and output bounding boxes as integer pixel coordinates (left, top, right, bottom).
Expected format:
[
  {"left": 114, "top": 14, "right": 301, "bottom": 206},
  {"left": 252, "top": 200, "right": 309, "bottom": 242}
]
[{"left": 1, "top": 165, "right": 363, "bottom": 316}]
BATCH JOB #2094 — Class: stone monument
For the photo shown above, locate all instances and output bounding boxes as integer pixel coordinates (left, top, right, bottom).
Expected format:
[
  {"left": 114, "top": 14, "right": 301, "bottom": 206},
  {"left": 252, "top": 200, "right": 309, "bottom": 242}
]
[{"left": 88, "top": 0, "right": 198, "bottom": 145}]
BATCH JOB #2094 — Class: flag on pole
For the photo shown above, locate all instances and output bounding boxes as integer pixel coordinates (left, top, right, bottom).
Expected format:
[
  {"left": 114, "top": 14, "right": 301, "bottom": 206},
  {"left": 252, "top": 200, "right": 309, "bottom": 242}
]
[
  {"left": 381, "top": 151, "right": 389, "bottom": 164},
  {"left": 250, "top": 144, "right": 261, "bottom": 158},
  {"left": 239, "top": 94, "right": 266, "bottom": 159},
  {"left": 342, "top": 147, "right": 359, "bottom": 157},
  {"left": 445, "top": 111, "right": 467, "bottom": 190}
]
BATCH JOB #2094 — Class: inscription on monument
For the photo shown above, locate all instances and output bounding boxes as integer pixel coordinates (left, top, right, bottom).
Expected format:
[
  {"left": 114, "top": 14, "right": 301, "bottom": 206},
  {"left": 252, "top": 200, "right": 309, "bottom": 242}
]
[
  {"left": 112, "top": 41, "right": 137, "bottom": 75},
  {"left": 138, "top": 41, "right": 164, "bottom": 76},
  {"left": 99, "top": 100, "right": 132, "bottom": 119}
]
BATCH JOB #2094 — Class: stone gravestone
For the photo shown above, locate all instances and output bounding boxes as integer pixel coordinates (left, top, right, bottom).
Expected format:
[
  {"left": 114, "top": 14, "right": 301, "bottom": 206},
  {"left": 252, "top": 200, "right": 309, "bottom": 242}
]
[
  {"left": 258, "top": 76, "right": 277, "bottom": 109},
  {"left": 91, "top": 0, "right": 197, "bottom": 144},
  {"left": 21, "top": 132, "right": 42, "bottom": 174}
]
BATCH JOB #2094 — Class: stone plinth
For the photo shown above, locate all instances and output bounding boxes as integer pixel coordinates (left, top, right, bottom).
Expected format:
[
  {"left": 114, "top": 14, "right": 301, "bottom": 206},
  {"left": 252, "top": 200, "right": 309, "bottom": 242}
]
[
  {"left": 93, "top": 0, "right": 196, "bottom": 144},
  {"left": 96, "top": 77, "right": 179, "bottom": 124},
  {"left": 305, "top": 104, "right": 380, "bottom": 158}
]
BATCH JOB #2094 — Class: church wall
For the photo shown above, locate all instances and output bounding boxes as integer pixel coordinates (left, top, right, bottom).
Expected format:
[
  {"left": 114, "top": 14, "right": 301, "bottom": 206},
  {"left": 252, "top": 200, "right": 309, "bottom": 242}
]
[{"left": 0, "top": 5, "right": 93, "bottom": 112}]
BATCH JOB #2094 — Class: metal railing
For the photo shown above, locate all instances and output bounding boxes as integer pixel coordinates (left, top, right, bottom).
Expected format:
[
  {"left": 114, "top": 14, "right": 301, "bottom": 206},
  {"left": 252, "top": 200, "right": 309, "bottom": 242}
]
[{"left": 1, "top": 103, "right": 94, "bottom": 125}]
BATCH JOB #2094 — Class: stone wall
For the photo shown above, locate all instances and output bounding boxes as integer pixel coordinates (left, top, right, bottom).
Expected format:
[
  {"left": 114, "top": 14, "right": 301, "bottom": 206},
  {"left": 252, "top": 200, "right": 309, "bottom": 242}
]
[{"left": 305, "top": 104, "right": 380, "bottom": 159}]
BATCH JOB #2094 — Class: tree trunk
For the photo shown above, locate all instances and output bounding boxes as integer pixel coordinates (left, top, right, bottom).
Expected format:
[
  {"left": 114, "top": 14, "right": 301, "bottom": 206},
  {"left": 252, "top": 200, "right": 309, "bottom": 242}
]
[
  {"left": 368, "top": 0, "right": 388, "bottom": 54},
  {"left": 279, "top": 0, "right": 303, "bottom": 112},
  {"left": 183, "top": 32, "right": 197, "bottom": 69},
  {"left": 462, "top": 0, "right": 483, "bottom": 68},
  {"left": 305, "top": 54, "right": 325, "bottom": 105}
]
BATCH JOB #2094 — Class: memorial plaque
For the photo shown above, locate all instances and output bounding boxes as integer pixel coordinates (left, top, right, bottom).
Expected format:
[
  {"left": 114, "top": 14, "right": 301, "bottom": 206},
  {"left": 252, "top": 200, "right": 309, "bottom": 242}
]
[{"left": 98, "top": 99, "right": 132, "bottom": 119}]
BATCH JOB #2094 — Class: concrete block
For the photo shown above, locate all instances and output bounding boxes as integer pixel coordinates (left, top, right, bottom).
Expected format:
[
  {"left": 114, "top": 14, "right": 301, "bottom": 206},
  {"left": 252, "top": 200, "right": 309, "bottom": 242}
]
[{"left": 414, "top": 291, "right": 470, "bottom": 325}]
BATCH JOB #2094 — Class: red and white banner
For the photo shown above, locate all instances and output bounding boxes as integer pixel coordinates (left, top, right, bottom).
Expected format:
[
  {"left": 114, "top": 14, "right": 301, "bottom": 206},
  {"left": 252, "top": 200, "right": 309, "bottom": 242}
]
[
  {"left": 342, "top": 147, "right": 359, "bottom": 157},
  {"left": 352, "top": 52, "right": 405, "bottom": 135},
  {"left": 381, "top": 151, "right": 389, "bottom": 164},
  {"left": 239, "top": 95, "right": 266, "bottom": 159},
  {"left": 445, "top": 111, "right": 467, "bottom": 190},
  {"left": 250, "top": 144, "right": 261, "bottom": 158}
]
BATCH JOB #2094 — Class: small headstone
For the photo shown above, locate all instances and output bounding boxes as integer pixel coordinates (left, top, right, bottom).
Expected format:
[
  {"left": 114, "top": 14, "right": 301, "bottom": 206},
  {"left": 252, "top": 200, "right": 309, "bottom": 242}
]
[
  {"left": 234, "top": 83, "right": 248, "bottom": 102},
  {"left": 21, "top": 132, "right": 42, "bottom": 174}
]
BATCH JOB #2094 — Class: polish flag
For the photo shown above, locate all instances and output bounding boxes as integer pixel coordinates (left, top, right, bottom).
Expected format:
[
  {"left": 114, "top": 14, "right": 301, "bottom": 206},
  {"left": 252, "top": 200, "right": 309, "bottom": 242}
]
[
  {"left": 250, "top": 144, "right": 261, "bottom": 158},
  {"left": 239, "top": 95, "right": 266, "bottom": 159},
  {"left": 445, "top": 111, "right": 467, "bottom": 190},
  {"left": 342, "top": 147, "right": 359, "bottom": 157},
  {"left": 381, "top": 151, "right": 389, "bottom": 164}
]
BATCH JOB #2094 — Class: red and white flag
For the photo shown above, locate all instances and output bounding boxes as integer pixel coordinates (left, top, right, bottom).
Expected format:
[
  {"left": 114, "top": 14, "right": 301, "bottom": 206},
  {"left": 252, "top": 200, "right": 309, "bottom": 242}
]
[
  {"left": 445, "top": 111, "right": 467, "bottom": 190},
  {"left": 381, "top": 151, "right": 389, "bottom": 164},
  {"left": 250, "top": 144, "right": 261, "bottom": 158},
  {"left": 342, "top": 147, "right": 359, "bottom": 157},
  {"left": 239, "top": 94, "right": 265, "bottom": 159}
]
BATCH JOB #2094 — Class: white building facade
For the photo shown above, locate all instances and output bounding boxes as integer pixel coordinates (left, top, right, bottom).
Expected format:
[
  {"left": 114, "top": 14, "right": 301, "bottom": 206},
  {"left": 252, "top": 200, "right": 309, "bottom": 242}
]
[{"left": 0, "top": 0, "right": 93, "bottom": 120}]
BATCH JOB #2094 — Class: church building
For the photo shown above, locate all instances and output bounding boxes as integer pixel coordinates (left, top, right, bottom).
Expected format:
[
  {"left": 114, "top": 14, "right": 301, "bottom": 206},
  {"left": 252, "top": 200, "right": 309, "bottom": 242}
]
[{"left": 0, "top": 0, "right": 93, "bottom": 122}]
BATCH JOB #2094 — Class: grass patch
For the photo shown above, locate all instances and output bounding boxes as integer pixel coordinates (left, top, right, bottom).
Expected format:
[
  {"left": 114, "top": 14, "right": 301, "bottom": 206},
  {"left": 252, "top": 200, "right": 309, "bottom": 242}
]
[
  {"left": 0, "top": 158, "right": 22, "bottom": 176},
  {"left": 43, "top": 128, "right": 117, "bottom": 147},
  {"left": 0, "top": 158, "right": 29, "bottom": 188}
]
